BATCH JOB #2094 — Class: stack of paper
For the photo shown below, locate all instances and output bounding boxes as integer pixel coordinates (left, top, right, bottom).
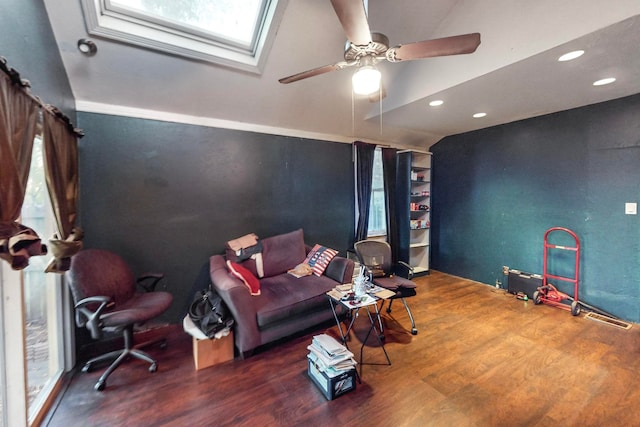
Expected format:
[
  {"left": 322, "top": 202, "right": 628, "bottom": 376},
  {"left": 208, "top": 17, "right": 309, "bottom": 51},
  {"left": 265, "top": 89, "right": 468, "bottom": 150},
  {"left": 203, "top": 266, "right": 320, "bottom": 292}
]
[{"left": 307, "top": 334, "right": 356, "bottom": 375}]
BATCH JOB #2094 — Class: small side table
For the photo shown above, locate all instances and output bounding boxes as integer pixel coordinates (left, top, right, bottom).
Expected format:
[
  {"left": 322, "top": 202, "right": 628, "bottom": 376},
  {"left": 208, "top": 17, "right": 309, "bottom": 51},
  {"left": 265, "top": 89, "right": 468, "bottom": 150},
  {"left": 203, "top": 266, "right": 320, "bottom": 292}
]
[{"left": 328, "top": 293, "right": 391, "bottom": 376}]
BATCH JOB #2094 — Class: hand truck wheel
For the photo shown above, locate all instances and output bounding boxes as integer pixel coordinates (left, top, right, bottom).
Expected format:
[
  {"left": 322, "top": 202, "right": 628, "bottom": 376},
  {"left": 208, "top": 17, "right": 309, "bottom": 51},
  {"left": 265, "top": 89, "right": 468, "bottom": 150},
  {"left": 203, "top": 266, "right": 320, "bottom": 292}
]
[
  {"left": 533, "top": 290, "right": 542, "bottom": 305},
  {"left": 571, "top": 301, "right": 581, "bottom": 316}
]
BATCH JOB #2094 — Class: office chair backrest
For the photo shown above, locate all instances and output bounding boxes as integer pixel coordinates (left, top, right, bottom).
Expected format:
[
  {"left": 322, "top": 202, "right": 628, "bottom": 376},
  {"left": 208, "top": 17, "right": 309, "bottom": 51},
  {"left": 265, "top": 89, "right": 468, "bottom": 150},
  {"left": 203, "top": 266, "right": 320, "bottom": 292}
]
[
  {"left": 354, "top": 240, "right": 393, "bottom": 276},
  {"left": 67, "top": 249, "right": 137, "bottom": 306}
]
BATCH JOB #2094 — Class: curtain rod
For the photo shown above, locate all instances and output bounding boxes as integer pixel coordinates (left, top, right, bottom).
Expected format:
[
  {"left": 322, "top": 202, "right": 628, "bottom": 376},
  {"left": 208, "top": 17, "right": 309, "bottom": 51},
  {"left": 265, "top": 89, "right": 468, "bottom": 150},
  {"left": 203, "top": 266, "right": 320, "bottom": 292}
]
[
  {"left": 352, "top": 140, "right": 392, "bottom": 148},
  {"left": 0, "top": 56, "right": 84, "bottom": 138}
]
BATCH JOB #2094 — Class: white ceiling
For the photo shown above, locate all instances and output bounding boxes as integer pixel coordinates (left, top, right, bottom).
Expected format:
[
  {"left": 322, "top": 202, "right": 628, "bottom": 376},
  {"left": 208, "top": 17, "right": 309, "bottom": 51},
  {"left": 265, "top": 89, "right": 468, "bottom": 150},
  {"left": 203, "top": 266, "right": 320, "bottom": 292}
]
[{"left": 43, "top": 0, "right": 640, "bottom": 150}]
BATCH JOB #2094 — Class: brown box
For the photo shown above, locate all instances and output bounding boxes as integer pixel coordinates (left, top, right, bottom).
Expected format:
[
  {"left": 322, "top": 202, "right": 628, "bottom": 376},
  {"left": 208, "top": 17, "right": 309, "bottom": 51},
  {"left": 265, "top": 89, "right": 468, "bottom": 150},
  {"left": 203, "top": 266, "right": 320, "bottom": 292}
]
[{"left": 192, "top": 331, "right": 234, "bottom": 370}]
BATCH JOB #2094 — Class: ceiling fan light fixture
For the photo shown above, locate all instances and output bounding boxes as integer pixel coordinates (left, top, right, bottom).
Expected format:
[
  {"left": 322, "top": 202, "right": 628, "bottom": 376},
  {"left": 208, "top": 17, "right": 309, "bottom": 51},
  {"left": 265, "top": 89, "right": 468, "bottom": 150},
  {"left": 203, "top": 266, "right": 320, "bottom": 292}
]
[{"left": 352, "top": 65, "right": 381, "bottom": 95}]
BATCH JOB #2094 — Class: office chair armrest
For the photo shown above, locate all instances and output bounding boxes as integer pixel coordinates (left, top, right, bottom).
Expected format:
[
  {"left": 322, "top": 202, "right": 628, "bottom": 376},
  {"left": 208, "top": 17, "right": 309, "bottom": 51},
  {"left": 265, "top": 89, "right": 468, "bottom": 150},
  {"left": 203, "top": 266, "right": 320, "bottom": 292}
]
[
  {"left": 397, "top": 261, "right": 414, "bottom": 279},
  {"left": 75, "top": 296, "right": 113, "bottom": 340},
  {"left": 137, "top": 273, "right": 165, "bottom": 292}
]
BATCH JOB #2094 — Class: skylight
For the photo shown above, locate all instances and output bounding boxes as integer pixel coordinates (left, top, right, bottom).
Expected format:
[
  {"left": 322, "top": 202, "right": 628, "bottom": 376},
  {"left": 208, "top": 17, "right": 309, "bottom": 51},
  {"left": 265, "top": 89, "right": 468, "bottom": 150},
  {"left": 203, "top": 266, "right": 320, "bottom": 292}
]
[{"left": 80, "top": 0, "right": 283, "bottom": 73}]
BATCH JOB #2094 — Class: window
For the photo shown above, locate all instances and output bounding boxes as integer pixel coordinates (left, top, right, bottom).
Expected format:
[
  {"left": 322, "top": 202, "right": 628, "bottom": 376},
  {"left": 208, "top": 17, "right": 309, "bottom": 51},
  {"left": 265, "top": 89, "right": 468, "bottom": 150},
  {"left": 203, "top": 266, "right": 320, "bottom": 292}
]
[
  {"left": 0, "top": 135, "right": 69, "bottom": 427},
  {"left": 108, "top": 0, "right": 263, "bottom": 47},
  {"left": 368, "top": 148, "right": 386, "bottom": 237},
  {"left": 81, "top": 0, "right": 284, "bottom": 72},
  {"left": 22, "top": 136, "right": 66, "bottom": 424}
]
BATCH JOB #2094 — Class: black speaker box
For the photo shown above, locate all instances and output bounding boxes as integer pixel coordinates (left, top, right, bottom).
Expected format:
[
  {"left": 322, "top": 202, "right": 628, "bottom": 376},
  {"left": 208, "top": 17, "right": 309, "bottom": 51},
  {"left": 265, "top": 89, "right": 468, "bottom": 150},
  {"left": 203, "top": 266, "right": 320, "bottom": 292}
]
[{"left": 507, "top": 270, "right": 543, "bottom": 298}]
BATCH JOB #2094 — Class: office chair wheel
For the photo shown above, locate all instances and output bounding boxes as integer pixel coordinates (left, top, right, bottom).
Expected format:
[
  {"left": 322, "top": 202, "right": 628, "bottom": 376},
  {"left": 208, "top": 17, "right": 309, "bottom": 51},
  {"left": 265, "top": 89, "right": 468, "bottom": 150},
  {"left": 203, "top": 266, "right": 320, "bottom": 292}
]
[
  {"left": 149, "top": 363, "right": 158, "bottom": 373},
  {"left": 411, "top": 328, "right": 418, "bottom": 335},
  {"left": 94, "top": 380, "right": 106, "bottom": 391},
  {"left": 82, "top": 362, "right": 94, "bottom": 373}
]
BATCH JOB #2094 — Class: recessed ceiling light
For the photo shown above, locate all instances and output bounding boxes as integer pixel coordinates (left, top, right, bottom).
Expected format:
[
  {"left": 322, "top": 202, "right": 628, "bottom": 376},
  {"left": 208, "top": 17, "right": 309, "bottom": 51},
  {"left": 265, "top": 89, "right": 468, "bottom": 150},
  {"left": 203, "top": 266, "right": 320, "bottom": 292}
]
[
  {"left": 429, "top": 100, "right": 444, "bottom": 107},
  {"left": 77, "top": 39, "right": 97, "bottom": 56},
  {"left": 473, "top": 112, "right": 487, "bottom": 118},
  {"left": 593, "top": 77, "right": 616, "bottom": 86},
  {"left": 558, "top": 50, "right": 584, "bottom": 62}
]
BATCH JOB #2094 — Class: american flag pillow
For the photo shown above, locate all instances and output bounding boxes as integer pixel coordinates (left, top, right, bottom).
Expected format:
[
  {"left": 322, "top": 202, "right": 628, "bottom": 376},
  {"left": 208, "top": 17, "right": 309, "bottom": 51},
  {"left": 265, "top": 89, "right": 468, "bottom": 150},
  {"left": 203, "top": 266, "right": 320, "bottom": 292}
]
[{"left": 304, "top": 244, "right": 338, "bottom": 276}]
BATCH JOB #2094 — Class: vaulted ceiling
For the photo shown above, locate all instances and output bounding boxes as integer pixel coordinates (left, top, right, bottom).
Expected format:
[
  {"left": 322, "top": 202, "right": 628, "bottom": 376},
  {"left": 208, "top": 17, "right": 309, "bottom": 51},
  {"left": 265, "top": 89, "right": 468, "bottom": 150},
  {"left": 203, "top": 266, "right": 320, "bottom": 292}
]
[{"left": 43, "top": 0, "right": 640, "bottom": 149}]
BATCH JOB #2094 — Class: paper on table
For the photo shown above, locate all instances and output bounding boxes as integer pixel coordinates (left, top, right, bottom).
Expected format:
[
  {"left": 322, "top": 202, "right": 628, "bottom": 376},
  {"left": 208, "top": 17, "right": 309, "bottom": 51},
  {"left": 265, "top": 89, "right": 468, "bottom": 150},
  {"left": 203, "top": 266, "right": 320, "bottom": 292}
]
[
  {"left": 374, "top": 289, "right": 395, "bottom": 299},
  {"left": 341, "top": 293, "right": 377, "bottom": 308}
]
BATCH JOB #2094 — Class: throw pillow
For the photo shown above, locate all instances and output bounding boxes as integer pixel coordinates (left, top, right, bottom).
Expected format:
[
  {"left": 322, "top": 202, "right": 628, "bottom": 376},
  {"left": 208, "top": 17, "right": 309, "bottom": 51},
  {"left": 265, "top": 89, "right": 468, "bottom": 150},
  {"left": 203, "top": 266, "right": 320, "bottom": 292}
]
[
  {"left": 227, "top": 260, "right": 261, "bottom": 295},
  {"left": 225, "top": 233, "right": 261, "bottom": 278},
  {"left": 304, "top": 244, "right": 338, "bottom": 276}
]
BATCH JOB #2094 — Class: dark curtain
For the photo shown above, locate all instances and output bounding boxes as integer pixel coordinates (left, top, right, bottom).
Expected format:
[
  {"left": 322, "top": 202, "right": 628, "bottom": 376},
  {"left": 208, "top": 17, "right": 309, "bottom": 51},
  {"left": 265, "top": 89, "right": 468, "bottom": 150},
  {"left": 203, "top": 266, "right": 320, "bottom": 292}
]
[
  {"left": 0, "top": 68, "right": 45, "bottom": 270},
  {"left": 352, "top": 141, "right": 376, "bottom": 247},
  {"left": 42, "top": 109, "right": 83, "bottom": 273},
  {"left": 382, "top": 148, "right": 399, "bottom": 261},
  {"left": 0, "top": 59, "right": 83, "bottom": 271},
  {"left": 395, "top": 151, "right": 412, "bottom": 270}
]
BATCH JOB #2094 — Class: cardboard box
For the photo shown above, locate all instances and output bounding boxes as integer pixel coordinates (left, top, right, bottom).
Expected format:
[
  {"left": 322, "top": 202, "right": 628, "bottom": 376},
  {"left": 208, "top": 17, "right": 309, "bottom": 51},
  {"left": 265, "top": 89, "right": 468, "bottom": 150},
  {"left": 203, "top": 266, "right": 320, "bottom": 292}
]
[
  {"left": 192, "top": 331, "right": 234, "bottom": 370},
  {"left": 307, "top": 358, "right": 356, "bottom": 400}
]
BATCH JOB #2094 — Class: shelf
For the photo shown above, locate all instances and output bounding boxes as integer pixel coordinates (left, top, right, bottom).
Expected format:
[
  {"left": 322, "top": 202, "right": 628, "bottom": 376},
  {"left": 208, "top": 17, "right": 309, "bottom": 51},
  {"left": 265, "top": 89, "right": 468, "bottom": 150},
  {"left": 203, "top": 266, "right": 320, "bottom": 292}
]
[
  {"left": 405, "top": 150, "right": 431, "bottom": 275},
  {"left": 410, "top": 242, "right": 429, "bottom": 248},
  {"left": 412, "top": 266, "right": 429, "bottom": 275}
]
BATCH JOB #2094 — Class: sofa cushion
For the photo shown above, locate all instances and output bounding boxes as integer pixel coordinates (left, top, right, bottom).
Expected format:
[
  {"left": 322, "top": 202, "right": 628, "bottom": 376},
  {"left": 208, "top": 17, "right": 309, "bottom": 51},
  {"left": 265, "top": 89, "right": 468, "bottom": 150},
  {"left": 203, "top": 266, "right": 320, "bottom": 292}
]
[
  {"left": 304, "top": 244, "right": 338, "bottom": 276},
  {"left": 260, "top": 229, "right": 306, "bottom": 277},
  {"left": 227, "top": 260, "right": 260, "bottom": 295},
  {"left": 254, "top": 274, "right": 337, "bottom": 328}
]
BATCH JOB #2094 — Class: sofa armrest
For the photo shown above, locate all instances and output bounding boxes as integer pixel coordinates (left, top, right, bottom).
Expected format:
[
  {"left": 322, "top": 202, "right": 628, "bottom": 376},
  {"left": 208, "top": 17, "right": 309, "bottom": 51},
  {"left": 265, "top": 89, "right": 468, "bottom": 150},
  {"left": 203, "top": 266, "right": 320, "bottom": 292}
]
[
  {"left": 209, "top": 255, "right": 261, "bottom": 355},
  {"left": 324, "top": 256, "right": 354, "bottom": 284}
]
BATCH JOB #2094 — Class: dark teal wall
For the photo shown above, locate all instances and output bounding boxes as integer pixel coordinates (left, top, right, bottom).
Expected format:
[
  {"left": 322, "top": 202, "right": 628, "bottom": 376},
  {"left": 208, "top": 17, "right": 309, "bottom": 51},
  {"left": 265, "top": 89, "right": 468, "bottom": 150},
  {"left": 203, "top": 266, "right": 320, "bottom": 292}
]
[
  {"left": 76, "top": 113, "right": 355, "bottom": 322},
  {"left": 431, "top": 94, "right": 640, "bottom": 322},
  {"left": 0, "top": 0, "right": 75, "bottom": 119}
]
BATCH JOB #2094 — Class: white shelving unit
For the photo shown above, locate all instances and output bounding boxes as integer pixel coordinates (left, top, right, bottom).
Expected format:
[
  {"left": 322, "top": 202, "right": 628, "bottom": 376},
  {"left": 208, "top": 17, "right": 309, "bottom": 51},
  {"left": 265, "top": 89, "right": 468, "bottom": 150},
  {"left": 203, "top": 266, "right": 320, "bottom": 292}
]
[{"left": 408, "top": 151, "right": 431, "bottom": 275}]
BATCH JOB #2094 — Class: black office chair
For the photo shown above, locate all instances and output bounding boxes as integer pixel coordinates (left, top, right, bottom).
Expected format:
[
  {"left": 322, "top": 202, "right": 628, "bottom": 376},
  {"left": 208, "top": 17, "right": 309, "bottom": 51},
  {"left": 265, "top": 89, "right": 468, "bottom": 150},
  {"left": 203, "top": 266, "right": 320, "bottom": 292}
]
[
  {"left": 67, "top": 249, "right": 173, "bottom": 391},
  {"left": 354, "top": 240, "right": 418, "bottom": 335}
]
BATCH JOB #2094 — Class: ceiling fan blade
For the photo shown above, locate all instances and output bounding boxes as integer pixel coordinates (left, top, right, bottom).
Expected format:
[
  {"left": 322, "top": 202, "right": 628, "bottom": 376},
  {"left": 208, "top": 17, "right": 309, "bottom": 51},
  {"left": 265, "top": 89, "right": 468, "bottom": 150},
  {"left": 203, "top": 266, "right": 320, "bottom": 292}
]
[
  {"left": 387, "top": 33, "right": 481, "bottom": 62},
  {"left": 330, "top": 0, "right": 372, "bottom": 46},
  {"left": 278, "top": 61, "right": 352, "bottom": 84}
]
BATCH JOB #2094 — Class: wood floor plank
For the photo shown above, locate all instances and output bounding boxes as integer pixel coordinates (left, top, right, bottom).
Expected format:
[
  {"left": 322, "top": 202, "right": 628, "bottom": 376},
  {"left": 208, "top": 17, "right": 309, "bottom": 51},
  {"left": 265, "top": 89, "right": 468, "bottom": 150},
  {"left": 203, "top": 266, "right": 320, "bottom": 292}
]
[{"left": 43, "top": 271, "right": 640, "bottom": 427}]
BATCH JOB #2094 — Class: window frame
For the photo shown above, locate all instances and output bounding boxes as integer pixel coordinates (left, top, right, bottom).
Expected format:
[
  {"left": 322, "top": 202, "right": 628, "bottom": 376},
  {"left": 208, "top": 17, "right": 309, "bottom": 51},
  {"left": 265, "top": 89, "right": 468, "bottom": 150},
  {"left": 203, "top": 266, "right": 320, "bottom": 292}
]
[
  {"left": 80, "top": 0, "right": 285, "bottom": 73},
  {"left": 367, "top": 147, "right": 387, "bottom": 238},
  {"left": 0, "top": 133, "right": 75, "bottom": 427}
]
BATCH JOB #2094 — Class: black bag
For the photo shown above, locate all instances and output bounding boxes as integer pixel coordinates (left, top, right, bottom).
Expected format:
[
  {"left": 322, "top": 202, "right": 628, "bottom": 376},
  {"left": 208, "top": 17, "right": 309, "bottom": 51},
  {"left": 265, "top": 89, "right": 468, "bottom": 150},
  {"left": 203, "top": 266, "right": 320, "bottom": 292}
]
[{"left": 188, "top": 289, "right": 234, "bottom": 338}]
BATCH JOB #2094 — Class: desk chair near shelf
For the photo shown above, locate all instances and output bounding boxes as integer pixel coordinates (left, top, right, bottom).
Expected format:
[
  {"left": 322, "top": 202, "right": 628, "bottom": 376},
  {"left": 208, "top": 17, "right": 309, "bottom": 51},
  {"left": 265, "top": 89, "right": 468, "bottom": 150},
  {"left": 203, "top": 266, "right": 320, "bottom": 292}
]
[
  {"left": 354, "top": 240, "right": 418, "bottom": 335},
  {"left": 67, "top": 249, "right": 173, "bottom": 391}
]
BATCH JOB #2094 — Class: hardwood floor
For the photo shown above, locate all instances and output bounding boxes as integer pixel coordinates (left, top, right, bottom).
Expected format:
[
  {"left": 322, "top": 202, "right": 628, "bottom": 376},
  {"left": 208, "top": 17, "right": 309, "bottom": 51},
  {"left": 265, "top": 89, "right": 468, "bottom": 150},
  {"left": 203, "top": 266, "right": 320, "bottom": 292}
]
[{"left": 44, "top": 271, "right": 640, "bottom": 427}]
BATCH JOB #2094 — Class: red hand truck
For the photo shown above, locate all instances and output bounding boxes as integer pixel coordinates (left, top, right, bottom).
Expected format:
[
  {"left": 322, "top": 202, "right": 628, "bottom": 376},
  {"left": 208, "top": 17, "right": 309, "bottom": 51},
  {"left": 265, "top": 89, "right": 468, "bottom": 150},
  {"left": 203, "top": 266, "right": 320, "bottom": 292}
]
[{"left": 533, "top": 227, "right": 581, "bottom": 316}]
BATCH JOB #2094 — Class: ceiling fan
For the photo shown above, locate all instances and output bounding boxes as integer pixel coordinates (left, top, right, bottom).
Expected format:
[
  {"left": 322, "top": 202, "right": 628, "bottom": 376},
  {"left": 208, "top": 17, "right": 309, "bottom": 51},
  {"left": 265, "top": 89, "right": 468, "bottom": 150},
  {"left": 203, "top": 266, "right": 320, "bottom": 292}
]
[{"left": 278, "top": 0, "right": 481, "bottom": 98}]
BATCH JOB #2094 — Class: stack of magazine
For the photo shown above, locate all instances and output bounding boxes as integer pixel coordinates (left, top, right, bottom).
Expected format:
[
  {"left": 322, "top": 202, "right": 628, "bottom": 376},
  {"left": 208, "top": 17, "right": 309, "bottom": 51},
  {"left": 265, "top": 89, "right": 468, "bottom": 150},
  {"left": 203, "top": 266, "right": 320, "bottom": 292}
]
[{"left": 307, "top": 333, "right": 357, "bottom": 375}]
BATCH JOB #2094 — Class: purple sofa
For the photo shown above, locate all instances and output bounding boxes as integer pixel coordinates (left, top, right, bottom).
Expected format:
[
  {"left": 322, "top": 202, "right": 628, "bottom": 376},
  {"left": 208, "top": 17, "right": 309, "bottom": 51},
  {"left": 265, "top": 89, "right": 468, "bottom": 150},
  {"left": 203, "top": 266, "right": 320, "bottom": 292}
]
[{"left": 209, "top": 229, "right": 354, "bottom": 357}]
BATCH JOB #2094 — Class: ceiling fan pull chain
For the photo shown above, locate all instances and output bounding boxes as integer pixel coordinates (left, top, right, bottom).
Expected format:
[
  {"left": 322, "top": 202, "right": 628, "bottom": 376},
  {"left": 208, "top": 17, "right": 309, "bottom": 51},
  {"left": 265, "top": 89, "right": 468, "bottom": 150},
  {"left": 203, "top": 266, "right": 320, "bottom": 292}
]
[
  {"left": 351, "top": 88, "right": 355, "bottom": 136},
  {"left": 379, "top": 88, "right": 383, "bottom": 136}
]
